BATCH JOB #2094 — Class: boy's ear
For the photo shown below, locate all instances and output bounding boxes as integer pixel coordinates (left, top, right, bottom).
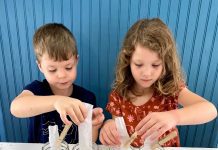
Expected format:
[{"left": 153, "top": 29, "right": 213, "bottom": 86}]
[
  {"left": 76, "top": 55, "right": 79, "bottom": 64},
  {"left": 36, "top": 60, "right": 43, "bottom": 73}
]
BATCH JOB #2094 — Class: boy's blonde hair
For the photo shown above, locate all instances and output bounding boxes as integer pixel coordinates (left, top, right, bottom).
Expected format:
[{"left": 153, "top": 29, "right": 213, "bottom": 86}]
[
  {"left": 113, "top": 18, "right": 185, "bottom": 99},
  {"left": 33, "top": 23, "right": 77, "bottom": 62}
]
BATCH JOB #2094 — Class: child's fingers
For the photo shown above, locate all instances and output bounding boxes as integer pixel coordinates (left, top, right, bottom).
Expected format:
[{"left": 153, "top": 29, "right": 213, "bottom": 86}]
[
  {"left": 100, "top": 131, "right": 112, "bottom": 145},
  {"left": 142, "top": 130, "right": 159, "bottom": 143},
  {"left": 136, "top": 118, "right": 154, "bottom": 135},
  {"left": 149, "top": 125, "right": 169, "bottom": 141},
  {"left": 107, "top": 124, "right": 121, "bottom": 144},
  {"left": 92, "top": 114, "right": 105, "bottom": 126},
  {"left": 59, "top": 111, "right": 72, "bottom": 125},
  {"left": 135, "top": 115, "right": 151, "bottom": 132},
  {"left": 100, "top": 130, "right": 114, "bottom": 145},
  {"left": 99, "top": 133, "right": 107, "bottom": 145},
  {"left": 101, "top": 129, "right": 119, "bottom": 145},
  {"left": 92, "top": 108, "right": 103, "bottom": 117},
  {"left": 67, "top": 110, "right": 80, "bottom": 125},
  {"left": 142, "top": 121, "right": 163, "bottom": 139},
  {"left": 79, "top": 102, "right": 88, "bottom": 118},
  {"left": 73, "top": 105, "right": 87, "bottom": 123},
  {"left": 92, "top": 108, "right": 105, "bottom": 126}
]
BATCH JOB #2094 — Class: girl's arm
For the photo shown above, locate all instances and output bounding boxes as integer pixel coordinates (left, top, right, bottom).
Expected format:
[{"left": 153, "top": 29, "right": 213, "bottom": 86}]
[
  {"left": 99, "top": 115, "right": 121, "bottom": 145},
  {"left": 173, "top": 87, "right": 217, "bottom": 125},
  {"left": 10, "top": 90, "right": 87, "bottom": 125},
  {"left": 135, "top": 87, "right": 217, "bottom": 141}
]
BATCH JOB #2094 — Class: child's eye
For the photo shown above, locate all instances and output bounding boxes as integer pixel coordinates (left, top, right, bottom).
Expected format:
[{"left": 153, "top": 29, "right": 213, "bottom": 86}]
[
  {"left": 135, "top": 63, "right": 142, "bottom": 67},
  {"left": 66, "top": 67, "right": 72, "bottom": 70},
  {"left": 48, "top": 69, "right": 56, "bottom": 73},
  {"left": 152, "top": 64, "right": 160, "bottom": 68}
]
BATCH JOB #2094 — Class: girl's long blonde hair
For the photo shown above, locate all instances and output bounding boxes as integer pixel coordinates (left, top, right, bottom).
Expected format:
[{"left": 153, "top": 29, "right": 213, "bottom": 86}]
[{"left": 113, "top": 18, "right": 185, "bottom": 99}]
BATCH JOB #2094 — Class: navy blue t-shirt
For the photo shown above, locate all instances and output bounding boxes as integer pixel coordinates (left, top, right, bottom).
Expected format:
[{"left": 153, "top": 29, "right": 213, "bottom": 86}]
[{"left": 24, "top": 79, "right": 96, "bottom": 143}]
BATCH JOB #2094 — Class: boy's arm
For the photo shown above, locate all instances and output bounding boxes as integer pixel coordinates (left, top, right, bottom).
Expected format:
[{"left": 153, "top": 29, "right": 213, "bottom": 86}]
[
  {"left": 92, "top": 126, "right": 100, "bottom": 142},
  {"left": 11, "top": 90, "right": 57, "bottom": 117},
  {"left": 10, "top": 90, "right": 87, "bottom": 125},
  {"left": 91, "top": 108, "right": 105, "bottom": 142}
]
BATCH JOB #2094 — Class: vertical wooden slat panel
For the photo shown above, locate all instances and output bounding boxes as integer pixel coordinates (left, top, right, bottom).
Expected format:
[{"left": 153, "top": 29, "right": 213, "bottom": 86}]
[
  {"left": 80, "top": 0, "right": 90, "bottom": 88},
  {"left": 108, "top": 0, "right": 120, "bottom": 87},
  {"left": 197, "top": 1, "right": 218, "bottom": 146},
  {"left": 139, "top": 0, "right": 149, "bottom": 19},
  {"left": 88, "top": 0, "right": 92, "bottom": 90},
  {"left": 11, "top": 0, "right": 25, "bottom": 141},
  {"left": 128, "top": 0, "right": 140, "bottom": 26},
  {"left": 62, "top": 0, "right": 71, "bottom": 28},
  {"left": 53, "top": 0, "right": 62, "bottom": 23},
  {"left": 183, "top": 0, "right": 203, "bottom": 147},
  {"left": 176, "top": 0, "right": 192, "bottom": 145},
  {"left": 191, "top": 0, "right": 212, "bottom": 146},
  {"left": 90, "top": 0, "right": 100, "bottom": 101},
  {"left": 13, "top": 1, "right": 30, "bottom": 142},
  {"left": 43, "top": 0, "right": 53, "bottom": 23},
  {"left": 26, "top": 0, "right": 36, "bottom": 81},
  {"left": 1, "top": 0, "right": 17, "bottom": 142},
  {"left": 98, "top": 0, "right": 110, "bottom": 118},
  {"left": 71, "top": 0, "right": 82, "bottom": 85},
  {"left": 147, "top": 0, "right": 151, "bottom": 18},
  {"left": 174, "top": 0, "right": 182, "bottom": 40},
  {"left": 0, "top": 0, "right": 218, "bottom": 147},
  {"left": 167, "top": 0, "right": 180, "bottom": 33},
  {"left": 149, "top": 0, "right": 162, "bottom": 19},
  {"left": 119, "top": 0, "right": 129, "bottom": 43},
  {"left": 24, "top": 0, "right": 39, "bottom": 81},
  {"left": 0, "top": 25, "right": 7, "bottom": 142},
  {"left": 208, "top": 63, "right": 218, "bottom": 147}
]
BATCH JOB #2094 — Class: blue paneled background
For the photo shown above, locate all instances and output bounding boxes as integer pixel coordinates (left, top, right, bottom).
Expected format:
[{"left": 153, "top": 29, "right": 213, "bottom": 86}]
[{"left": 0, "top": 0, "right": 218, "bottom": 147}]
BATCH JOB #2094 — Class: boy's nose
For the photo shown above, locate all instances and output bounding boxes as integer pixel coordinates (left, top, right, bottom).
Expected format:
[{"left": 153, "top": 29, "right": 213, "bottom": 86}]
[{"left": 57, "top": 71, "right": 66, "bottom": 78}]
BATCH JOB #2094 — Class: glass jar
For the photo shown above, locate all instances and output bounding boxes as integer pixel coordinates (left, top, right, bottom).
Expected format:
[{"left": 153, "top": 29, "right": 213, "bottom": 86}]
[{"left": 42, "top": 141, "right": 69, "bottom": 150}]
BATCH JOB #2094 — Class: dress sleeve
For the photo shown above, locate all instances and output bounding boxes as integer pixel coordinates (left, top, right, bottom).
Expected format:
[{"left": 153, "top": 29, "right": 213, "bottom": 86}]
[
  {"left": 165, "top": 81, "right": 187, "bottom": 110},
  {"left": 106, "top": 91, "right": 123, "bottom": 116},
  {"left": 176, "top": 81, "right": 187, "bottom": 97}
]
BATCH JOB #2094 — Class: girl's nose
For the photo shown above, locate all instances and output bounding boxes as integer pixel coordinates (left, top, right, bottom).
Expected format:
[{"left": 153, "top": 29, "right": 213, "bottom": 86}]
[{"left": 142, "top": 68, "right": 152, "bottom": 77}]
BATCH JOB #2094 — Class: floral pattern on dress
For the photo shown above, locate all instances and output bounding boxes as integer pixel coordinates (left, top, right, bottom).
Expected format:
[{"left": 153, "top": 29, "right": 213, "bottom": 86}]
[
  {"left": 127, "top": 114, "right": 135, "bottom": 122},
  {"left": 106, "top": 86, "right": 185, "bottom": 148}
]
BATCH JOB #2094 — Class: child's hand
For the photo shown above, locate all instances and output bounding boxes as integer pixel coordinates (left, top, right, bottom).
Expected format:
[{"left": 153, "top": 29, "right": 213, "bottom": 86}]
[
  {"left": 135, "top": 111, "right": 178, "bottom": 142},
  {"left": 99, "top": 119, "right": 121, "bottom": 146},
  {"left": 92, "top": 107, "right": 105, "bottom": 128},
  {"left": 54, "top": 98, "right": 87, "bottom": 125}
]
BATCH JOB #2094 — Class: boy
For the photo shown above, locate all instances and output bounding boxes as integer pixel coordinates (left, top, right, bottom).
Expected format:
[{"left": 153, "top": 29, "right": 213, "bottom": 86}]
[{"left": 10, "top": 23, "right": 104, "bottom": 143}]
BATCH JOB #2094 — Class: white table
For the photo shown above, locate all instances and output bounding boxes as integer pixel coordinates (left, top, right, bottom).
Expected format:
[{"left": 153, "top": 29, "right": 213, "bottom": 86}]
[{"left": 0, "top": 142, "right": 217, "bottom": 150}]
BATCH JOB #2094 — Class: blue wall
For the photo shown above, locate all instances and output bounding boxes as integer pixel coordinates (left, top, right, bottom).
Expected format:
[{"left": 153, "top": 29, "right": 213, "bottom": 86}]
[{"left": 0, "top": 0, "right": 217, "bottom": 147}]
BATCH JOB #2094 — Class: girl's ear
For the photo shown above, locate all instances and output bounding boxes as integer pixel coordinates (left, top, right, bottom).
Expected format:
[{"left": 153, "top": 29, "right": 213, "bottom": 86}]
[{"left": 36, "top": 60, "right": 43, "bottom": 73}]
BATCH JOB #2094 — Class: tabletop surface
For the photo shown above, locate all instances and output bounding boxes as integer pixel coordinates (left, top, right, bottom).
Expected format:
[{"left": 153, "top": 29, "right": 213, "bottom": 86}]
[{"left": 0, "top": 142, "right": 217, "bottom": 150}]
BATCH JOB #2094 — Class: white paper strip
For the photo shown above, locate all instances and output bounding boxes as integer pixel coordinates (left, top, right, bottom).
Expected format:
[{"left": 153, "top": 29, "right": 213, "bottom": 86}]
[
  {"left": 115, "top": 117, "right": 131, "bottom": 150},
  {"left": 78, "top": 103, "right": 93, "bottom": 150},
  {"left": 48, "top": 125, "right": 59, "bottom": 150}
]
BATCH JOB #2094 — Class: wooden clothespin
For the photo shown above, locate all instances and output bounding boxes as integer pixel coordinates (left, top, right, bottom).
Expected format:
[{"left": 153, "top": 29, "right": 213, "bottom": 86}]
[
  {"left": 123, "top": 132, "right": 138, "bottom": 148},
  {"left": 151, "top": 131, "right": 177, "bottom": 150},
  {"left": 55, "top": 122, "right": 72, "bottom": 149}
]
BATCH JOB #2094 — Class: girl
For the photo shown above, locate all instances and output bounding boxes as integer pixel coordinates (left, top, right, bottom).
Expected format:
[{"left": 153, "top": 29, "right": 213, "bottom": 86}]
[{"left": 99, "top": 18, "right": 217, "bottom": 148}]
